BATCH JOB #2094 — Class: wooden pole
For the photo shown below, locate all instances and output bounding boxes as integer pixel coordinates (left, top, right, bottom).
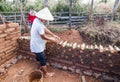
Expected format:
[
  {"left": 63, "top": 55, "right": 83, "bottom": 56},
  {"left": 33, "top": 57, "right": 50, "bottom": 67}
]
[
  {"left": 69, "top": 0, "right": 72, "bottom": 30},
  {"left": 89, "top": 0, "right": 94, "bottom": 21},
  {"left": 44, "top": 0, "right": 50, "bottom": 26},
  {"left": 0, "top": 13, "right": 5, "bottom": 25},
  {"left": 17, "top": 0, "right": 28, "bottom": 33},
  {"left": 111, "top": 0, "right": 119, "bottom": 21}
]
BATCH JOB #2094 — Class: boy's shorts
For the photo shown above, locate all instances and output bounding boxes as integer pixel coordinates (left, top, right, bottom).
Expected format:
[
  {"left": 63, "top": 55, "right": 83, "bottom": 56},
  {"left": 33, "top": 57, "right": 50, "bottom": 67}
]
[{"left": 34, "top": 52, "right": 46, "bottom": 66}]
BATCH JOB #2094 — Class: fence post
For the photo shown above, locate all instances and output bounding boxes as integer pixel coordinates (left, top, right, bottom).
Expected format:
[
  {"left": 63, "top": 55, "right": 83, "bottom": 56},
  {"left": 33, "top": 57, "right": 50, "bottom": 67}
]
[
  {"left": 69, "top": 0, "right": 72, "bottom": 30},
  {"left": 14, "top": 12, "right": 16, "bottom": 23}
]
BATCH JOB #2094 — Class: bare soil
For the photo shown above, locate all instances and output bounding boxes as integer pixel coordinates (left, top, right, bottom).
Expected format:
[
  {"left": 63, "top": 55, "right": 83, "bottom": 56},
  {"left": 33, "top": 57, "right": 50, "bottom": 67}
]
[
  {"left": 0, "top": 59, "right": 103, "bottom": 82},
  {"left": 55, "top": 29, "right": 83, "bottom": 44}
]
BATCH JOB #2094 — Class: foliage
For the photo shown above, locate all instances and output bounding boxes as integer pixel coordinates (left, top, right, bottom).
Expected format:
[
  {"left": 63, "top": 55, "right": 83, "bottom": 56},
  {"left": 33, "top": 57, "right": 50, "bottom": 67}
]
[
  {"left": 51, "top": 0, "right": 89, "bottom": 12},
  {"left": 0, "top": 2, "right": 13, "bottom": 12},
  {"left": 0, "top": 0, "right": 44, "bottom": 12},
  {"left": 51, "top": 1, "right": 69, "bottom": 12}
]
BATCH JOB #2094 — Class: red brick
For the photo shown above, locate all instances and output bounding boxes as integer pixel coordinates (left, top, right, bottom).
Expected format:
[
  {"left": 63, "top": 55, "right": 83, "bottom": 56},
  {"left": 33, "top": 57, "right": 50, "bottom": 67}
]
[
  {"left": 5, "top": 41, "right": 16, "bottom": 47},
  {"left": 15, "top": 27, "right": 21, "bottom": 31},
  {"left": 0, "top": 33, "right": 7, "bottom": 38},
  {"left": 0, "top": 45, "right": 6, "bottom": 52},
  {"left": 92, "top": 67, "right": 109, "bottom": 73},
  {"left": 10, "top": 31, "right": 21, "bottom": 35},
  {"left": 11, "top": 36, "right": 19, "bottom": 41},
  {"left": 0, "top": 24, "right": 6, "bottom": 30},
  {"left": 0, "top": 38, "right": 5, "bottom": 43},
  {"left": 4, "top": 28, "right": 15, "bottom": 33},
  {"left": 75, "top": 63, "right": 90, "bottom": 69},
  {"left": 49, "top": 58, "right": 73, "bottom": 65},
  {"left": 5, "top": 47, "right": 17, "bottom": 54},
  {"left": 0, "top": 30, "right": 3, "bottom": 34},
  {"left": 6, "top": 23, "right": 19, "bottom": 28},
  {"left": 5, "top": 35, "right": 11, "bottom": 40},
  {"left": 0, "top": 52, "right": 5, "bottom": 57},
  {"left": 4, "top": 40, "right": 11, "bottom": 45},
  {"left": 3, "top": 45, "right": 13, "bottom": 52}
]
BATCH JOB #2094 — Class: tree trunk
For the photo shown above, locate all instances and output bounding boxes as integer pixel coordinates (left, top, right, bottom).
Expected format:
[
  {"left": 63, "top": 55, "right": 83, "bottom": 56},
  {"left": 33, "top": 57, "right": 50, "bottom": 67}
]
[
  {"left": 17, "top": 0, "right": 28, "bottom": 33},
  {"left": 89, "top": 0, "right": 94, "bottom": 21},
  {"left": 111, "top": 0, "right": 119, "bottom": 21},
  {"left": 44, "top": 0, "right": 48, "bottom": 7}
]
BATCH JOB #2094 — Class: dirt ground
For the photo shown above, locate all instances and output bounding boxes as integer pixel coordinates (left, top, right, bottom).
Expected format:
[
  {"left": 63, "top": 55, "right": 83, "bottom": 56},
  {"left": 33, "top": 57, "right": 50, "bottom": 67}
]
[
  {"left": 55, "top": 29, "right": 83, "bottom": 44},
  {"left": 0, "top": 59, "right": 103, "bottom": 82}
]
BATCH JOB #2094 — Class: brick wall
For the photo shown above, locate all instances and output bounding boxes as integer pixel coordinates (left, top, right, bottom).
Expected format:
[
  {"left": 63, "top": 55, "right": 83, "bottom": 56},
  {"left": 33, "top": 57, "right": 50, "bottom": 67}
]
[
  {"left": 17, "top": 37, "right": 120, "bottom": 80},
  {"left": 0, "top": 23, "right": 21, "bottom": 76}
]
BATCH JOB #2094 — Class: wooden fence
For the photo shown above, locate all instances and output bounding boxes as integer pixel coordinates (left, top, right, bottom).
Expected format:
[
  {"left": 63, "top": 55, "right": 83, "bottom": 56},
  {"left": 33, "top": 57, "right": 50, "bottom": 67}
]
[{"left": 0, "top": 12, "right": 120, "bottom": 27}]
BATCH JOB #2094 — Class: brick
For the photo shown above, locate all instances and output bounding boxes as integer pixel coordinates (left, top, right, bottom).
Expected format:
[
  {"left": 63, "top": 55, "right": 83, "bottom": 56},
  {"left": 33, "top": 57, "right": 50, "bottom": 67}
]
[
  {"left": 0, "top": 33, "right": 7, "bottom": 38},
  {"left": 0, "top": 24, "right": 6, "bottom": 30},
  {"left": 2, "top": 51, "right": 14, "bottom": 59},
  {"left": 2, "top": 45, "right": 13, "bottom": 52},
  {"left": 6, "top": 23, "right": 19, "bottom": 28},
  {"left": 5, "top": 35, "right": 11, "bottom": 40},
  {"left": 10, "top": 31, "right": 21, "bottom": 35},
  {"left": 4, "top": 40, "right": 11, "bottom": 44},
  {"left": 5, "top": 41, "right": 16, "bottom": 47},
  {"left": 0, "top": 30, "right": 3, "bottom": 34},
  {"left": 15, "top": 27, "right": 21, "bottom": 31},
  {"left": 0, "top": 52, "right": 5, "bottom": 60},
  {"left": 75, "top": 63, "right": 90, "bottom": 69},
  {"left": 5, "top": 47, "right": 17, "bottom": 54},
  {"left": 92, "top": 67, "right": 109, "bottom": 73},
  {"left": 49, "top": 58, "right": 73, "bottom": 65},
  {"left": 4, "top": 28, "right": 15, "bottom": 33},
  {"left": 0, "top": 38, "right": 5, "bottom": 43},
  {"left": 11, "top": 36, "right": 19, "bottom": 41},
  {"left": 0, "top": 46, "right": 6, "bottom": 52}
]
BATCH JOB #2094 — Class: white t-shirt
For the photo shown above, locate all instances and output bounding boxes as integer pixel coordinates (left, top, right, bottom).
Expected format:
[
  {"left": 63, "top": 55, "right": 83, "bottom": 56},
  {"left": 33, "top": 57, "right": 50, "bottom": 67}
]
[{"left": 30, "top": 18, "right": 46, "bottom": 53}]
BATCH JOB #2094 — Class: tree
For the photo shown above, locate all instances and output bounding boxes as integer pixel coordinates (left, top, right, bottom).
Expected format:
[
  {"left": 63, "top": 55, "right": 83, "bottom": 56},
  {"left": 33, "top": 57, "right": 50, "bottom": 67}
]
[
  {"left": 44, "top": 0, "right": 48, "bottom": 7},
  {"left": 111, "top": 0, "right": 119, "bottom": 21},
  {"left": 89, "top": 0, "right": 94, "bottom": 21}
]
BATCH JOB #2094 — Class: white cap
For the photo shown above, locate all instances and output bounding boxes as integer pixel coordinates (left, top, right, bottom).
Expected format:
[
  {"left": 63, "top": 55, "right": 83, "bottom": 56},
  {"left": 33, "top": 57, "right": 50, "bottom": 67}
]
[{"left": 36, "top": 7, "right": 54, "bottom": 21}]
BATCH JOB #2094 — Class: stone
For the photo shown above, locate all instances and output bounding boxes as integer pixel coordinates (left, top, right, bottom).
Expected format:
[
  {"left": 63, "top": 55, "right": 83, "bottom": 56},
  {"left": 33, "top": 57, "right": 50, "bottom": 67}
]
[
  {"left": 11, "top": 59, "right": 17, "bottom": 64},
  {"left": 68, "top": 67, "right": 75, "bottom": 72},
  {"left": 62, "top": 66, "right": 67, "bottom": 70},
  {"left": 83, "top": 70, "right": 92, "bottom": 76},
  {"left": 46, "top": 62, "right": 50, "bottom": 66},
  {"left": 23, "top": 56, "right": 27, "bottom": 59},
  {"left": 18, "top": 69, "right": 24, "bottom": 75},
  {"left": 0, "top": 68, "right": 5, "bottom": 74},
  {"left": 93, "top": 72, "right": 101, "bottom": 78},
  {"left": 4, "top": 63, "right": 11, "bottom": 69},
  {"left": 17, "top": 55, "right": 22, "bottom": 60},
  {"left": 57, "top": 64, "right": 62, "bottom": 69},
  {"left": 75, "top": 69, "right": 81, "bottom": 74},
  {"left": 103, "top": 75, "right": 114, "bottom": 81},
  {"left": 81, "top": 76, "right": 86, "bottom": 82},
  {"left": 51, "top": 63, "right": 55, "bottom": 66},
  {"left": 30, "top": 58, "right": 33, "bottom": 60}
]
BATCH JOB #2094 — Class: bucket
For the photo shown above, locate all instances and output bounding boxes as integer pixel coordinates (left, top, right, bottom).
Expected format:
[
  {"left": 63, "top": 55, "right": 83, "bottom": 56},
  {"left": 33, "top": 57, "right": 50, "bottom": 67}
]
[{"left": 28, "top": 70, "right": 43, "bottom": 82}]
